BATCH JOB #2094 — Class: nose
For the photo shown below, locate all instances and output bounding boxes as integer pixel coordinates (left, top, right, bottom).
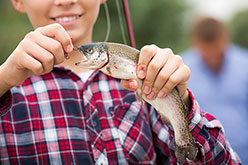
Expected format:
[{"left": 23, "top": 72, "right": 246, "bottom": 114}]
[{"left": 54, "top": 0, "right": 77, "bottom": 6}]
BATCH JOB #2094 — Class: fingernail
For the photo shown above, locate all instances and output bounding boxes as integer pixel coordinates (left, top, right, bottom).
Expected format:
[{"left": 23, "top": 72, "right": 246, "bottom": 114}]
[
  {"left": 158, "top": 91, "right": 165, "bottom": 98},
  {"left": 71, "top": 37, "right": 74, "bottom": 42},
  {"left": 143, "top": 86, "right": 150, "bottom": 94},
  {"left": 147, "top": 92, "right": 155, "bottom": 100},
  {"left": 129, "top": 81, "right": 138, "bottom": 89},
  {"left": 138, "top": 70, "right": 145, "bottom": 78},
  {"left": 67, "top": 45, "right": 73, "bottom": 52}
]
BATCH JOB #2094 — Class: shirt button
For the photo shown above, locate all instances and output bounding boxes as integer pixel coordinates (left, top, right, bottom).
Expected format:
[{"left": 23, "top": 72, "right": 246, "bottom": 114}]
[{"left": 91, "top": 120, "right": 97, "bottom": 127}]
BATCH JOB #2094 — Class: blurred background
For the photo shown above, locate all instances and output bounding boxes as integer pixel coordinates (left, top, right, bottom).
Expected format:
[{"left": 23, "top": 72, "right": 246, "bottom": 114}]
[{"left": 1, "top": 0, "right": 248, "bottom": 64}]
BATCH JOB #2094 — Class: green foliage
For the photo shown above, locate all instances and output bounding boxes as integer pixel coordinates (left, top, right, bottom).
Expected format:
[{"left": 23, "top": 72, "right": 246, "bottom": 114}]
[
  {"left": 93, "top": 1, "right": 129, "bottom": 44},
  {"left": 0, "top": 0, "right": 189, "bottom": 64},
  {"left": 0, "top": 0, "right": 33, "bottom": 64},
  {"left": 94, "top": 0, "right": 189, "bottom": 53},
  {"left": 130, "top": 0, "right": 189, "bottom": 52},
  {"left": 229, "top": 10, "right": 248, "bottom": 49}
]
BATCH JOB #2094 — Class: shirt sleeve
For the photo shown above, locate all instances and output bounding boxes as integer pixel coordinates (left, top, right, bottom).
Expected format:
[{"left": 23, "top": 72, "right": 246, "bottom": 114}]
[
  {"left": 149, "top": 89, "right": 241, "bottom": 164},
  {"left": 0, "top": 90, "right": 12, "bottom": 117}
]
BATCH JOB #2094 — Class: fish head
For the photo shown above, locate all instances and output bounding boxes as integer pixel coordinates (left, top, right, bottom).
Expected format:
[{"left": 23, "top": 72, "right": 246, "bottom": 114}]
[{"left": 75, "top": 42, "right": 109, "bottom": 69}]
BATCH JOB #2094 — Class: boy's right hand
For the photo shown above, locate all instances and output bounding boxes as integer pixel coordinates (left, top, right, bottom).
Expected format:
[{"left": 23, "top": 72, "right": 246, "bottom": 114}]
[{"left": 0, "top": 23, "right": 73, "bottom": 96}]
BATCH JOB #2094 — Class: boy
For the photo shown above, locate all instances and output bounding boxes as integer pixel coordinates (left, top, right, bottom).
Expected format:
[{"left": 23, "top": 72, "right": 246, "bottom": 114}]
[{"left": 0, "top": 0, "right": 241, "bottom": 164}]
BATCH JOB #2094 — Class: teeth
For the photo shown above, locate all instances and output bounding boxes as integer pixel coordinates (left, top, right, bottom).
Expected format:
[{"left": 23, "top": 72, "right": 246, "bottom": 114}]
[{"left": 55, "top": 16, "right": 80, "bottom": 22}]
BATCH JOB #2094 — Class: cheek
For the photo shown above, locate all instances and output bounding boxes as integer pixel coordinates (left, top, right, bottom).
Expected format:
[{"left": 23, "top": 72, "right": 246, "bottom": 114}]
[
  {"left": 83, "top": 0, "right": 101, "bottom": 24},
  {"left": 23, "top": 0, "right": 51, "bottom": 28}
]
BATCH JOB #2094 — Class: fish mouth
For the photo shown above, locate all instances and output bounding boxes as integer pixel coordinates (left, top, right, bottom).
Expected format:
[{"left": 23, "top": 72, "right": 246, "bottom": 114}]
[
  {"left": 75, "top": 44, "right": 94, "bottom": 69},
  {"left": 75, "top": 43, "right": 109, "bottom": 69},
  {"left": 75, "top": 54, "right": 96, "bottom": 69},
  {"left": 75, "top": 49, "right": 100, "bottom": 69},
  {"left": 75, "top": 61, "right": 98, "bottom": 69}
]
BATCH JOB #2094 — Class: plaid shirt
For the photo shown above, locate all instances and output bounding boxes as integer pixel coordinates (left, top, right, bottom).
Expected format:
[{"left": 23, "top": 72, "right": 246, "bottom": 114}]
[{"left": 0, "top": 66, "right": 241, "bottom": 164}]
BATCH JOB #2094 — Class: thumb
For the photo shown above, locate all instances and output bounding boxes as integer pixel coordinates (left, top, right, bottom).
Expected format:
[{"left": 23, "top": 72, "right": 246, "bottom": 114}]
[{"left": 120, "top": 79, "right": 139, "bottom": 91}]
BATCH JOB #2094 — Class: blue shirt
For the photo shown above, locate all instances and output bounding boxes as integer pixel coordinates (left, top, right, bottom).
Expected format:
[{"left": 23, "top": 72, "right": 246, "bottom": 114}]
[{"left": 181, "top": 44, "right": 248, "bottom": 163}]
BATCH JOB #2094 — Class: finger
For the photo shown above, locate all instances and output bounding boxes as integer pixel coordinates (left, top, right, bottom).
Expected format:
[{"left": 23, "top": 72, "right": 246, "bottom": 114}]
[
  {"left": 175, "top": 65, "right": 190, "bottom": 97},
  {"left": 158, "top": 64, "right": 190, "bottom": 98},
  {"left": 19, "top": 52, "right": 44, "bottom": 75},
  {"left": 142, "top": 49, "right": 170, "bottom": 96},
  {"left": 24, "top": 39, "right": 55, "bottom": 74},
  {"left": 120, "top": 79, "right": 139, "bottom": 91},
  {"left": 27, "top": 32, "right": 65, "bottom": 65},
  {"left": 176, "top": 81, "right": 188, "bottom": 99},
  {"left": 35, "top": 23, "right": 73, "bottom": 53},
  {"left": 137, "top": 44, "right": 158, "bottom": 79},
  {"left": 150, "top": 55, "right": 182, "bottom": 98}
]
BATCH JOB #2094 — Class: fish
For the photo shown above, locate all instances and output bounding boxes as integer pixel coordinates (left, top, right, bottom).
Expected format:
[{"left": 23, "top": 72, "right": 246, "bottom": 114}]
[{"left": 75, "top": 42, "right": 198, "bottom": 164}]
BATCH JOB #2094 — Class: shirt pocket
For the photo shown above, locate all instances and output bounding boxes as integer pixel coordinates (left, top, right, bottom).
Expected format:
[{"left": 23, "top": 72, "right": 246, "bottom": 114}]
[{"left": 110, "top": 102, "right": 156, "bottom": 164}]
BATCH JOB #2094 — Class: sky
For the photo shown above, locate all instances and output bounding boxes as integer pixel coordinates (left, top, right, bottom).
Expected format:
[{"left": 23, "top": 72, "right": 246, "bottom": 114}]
[{"left": 187, "top": 0, "right": 248, "bottom": 22}]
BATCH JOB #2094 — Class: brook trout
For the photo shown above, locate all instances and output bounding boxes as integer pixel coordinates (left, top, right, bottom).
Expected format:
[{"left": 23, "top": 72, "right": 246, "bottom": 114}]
[{"left": 75, "top": 42, "right": 198, "bottom": 163}]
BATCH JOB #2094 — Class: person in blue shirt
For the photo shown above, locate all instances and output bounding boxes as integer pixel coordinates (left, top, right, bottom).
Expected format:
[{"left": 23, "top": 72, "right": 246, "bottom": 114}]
[{"left": 181, "top": 17, "right": 248, "bottom": 163}]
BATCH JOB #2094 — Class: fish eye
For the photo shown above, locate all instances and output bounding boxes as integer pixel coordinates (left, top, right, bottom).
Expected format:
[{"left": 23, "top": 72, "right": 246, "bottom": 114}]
[{"left": 87, "top": 48, "right": 93, "bottom": 54}]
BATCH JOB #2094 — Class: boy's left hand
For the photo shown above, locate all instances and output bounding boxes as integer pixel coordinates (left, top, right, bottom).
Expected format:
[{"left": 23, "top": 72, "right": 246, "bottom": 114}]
[{"left": 121, "top": 44, "right": 191, "bottom": 104}]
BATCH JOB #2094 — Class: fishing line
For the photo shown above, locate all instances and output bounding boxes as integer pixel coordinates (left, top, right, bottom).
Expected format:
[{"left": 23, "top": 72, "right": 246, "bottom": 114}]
[
  {"left": 103, "top": 2, "right": 111, "bottom": 42},
  {"left": 115, "top": 0, "right": 128, "bottom": 45}
]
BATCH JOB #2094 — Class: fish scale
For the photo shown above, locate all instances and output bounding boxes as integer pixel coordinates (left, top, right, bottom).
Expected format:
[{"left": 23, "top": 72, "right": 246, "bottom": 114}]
[{"left": 76, "top": 42, "right": 198, "bottom": 164}]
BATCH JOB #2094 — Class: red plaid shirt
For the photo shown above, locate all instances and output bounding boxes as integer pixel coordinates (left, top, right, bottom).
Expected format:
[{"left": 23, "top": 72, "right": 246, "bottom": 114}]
[{"left": 0, "top": 66, "right": 241, "bottom": 164}]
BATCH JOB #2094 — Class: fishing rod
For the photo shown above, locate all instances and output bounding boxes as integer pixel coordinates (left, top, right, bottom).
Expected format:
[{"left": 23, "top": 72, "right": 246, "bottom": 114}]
[{"left": 122, "top": 0, "right": 136, "bottom": 48}]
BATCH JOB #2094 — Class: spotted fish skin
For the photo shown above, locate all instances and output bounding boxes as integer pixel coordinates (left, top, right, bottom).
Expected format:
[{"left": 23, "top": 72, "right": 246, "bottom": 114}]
[{"left": 76, "top": 42, "right": 198, "bottom": 164}]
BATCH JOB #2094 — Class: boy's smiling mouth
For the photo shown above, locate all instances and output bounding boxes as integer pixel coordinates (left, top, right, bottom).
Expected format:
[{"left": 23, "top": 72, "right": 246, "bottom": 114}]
[{"left": 51, "top": 14, "right": 83, "bottom": 23}]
